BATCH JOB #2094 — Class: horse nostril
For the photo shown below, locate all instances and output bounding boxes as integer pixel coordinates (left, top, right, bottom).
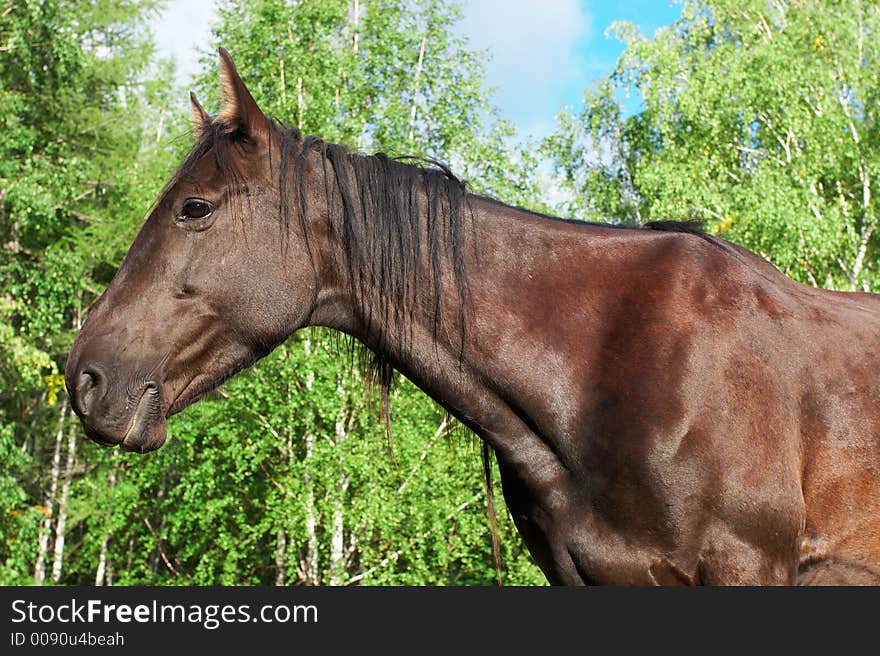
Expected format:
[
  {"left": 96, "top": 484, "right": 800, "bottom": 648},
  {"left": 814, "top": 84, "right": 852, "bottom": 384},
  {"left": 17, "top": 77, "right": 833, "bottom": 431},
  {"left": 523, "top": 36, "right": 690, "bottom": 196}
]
[
  {"left": 78, "top": 369, "right": 98, "bottom": 392},
  {"left": 76, "top": 368, "right": 104, "bottom": 415}
]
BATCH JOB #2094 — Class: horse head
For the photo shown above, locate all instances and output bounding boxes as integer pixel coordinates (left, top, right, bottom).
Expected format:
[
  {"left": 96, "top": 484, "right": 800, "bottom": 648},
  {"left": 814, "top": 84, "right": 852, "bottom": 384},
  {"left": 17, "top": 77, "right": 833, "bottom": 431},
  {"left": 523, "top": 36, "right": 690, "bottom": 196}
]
[{"left": 65, "top": 49, "right": 324, "bottom": 452}]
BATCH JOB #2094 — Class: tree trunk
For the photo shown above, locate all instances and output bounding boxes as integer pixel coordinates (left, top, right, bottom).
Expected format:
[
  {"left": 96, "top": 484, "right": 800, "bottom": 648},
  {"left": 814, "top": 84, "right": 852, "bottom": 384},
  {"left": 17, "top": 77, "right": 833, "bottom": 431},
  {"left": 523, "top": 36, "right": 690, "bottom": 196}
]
[
  {"left": 95, "top": 465, "right": 118, "bottom": 586},
  {"left": 300, "top": 430, "right": 320, "bottom": 584},
  {"left": 274, "top": 527, "right": 287, "bottom": 586},
  {"left": 350, "top": 0, "right": 360, "bottom": 53},
  {"left": 328, "top": 478, "right": 349, "bottom": 585},
  {"left": 300, "top": 338, "right": 320, "bottom": 584},
  {"left": 408, "top": 34, "right": 428, "bottom": 143},
  {"left": 34, "top": 396, "right": 68, "bottom": 584},
  {"left": 50, "top": 404, "right": 77, "bottom": 583},
  {"left": 95, "top": 533, "right": 109, "bottom": 586},
  {"left": 328, "top": 379, "right": 351, "bottom": 586}
]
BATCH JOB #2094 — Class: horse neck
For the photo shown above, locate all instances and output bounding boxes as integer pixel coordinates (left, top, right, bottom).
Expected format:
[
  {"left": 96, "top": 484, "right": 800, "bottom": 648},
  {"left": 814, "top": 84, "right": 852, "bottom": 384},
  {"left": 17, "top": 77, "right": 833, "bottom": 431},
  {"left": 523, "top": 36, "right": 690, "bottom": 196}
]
[
  {"left": 307, "top": 177, "right": 561, "bottom": 449},
  {"left": 307, "top": 152, "right": 471, "bottom": 359}
]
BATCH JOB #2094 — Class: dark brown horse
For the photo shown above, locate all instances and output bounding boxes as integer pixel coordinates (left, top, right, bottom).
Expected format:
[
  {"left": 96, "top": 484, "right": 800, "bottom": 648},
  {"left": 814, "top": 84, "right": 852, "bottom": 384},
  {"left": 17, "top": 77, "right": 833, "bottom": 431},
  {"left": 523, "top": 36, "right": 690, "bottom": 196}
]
[{"left": 66, "top": 49, "right": 880, "bottom": 585}]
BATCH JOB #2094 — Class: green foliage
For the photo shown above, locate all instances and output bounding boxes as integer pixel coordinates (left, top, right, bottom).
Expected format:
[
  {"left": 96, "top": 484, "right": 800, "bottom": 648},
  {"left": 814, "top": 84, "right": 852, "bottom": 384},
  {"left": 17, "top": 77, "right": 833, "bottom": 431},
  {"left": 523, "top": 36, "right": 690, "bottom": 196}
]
[
  {"left": 0, "top": 0, "right": 197, "bottom": 585},
  {"left": 546, "top": 0, "right": 880, "bottom": 290},
  {"left": 0, "top": 423, "right": 41, "bottom": 584}
]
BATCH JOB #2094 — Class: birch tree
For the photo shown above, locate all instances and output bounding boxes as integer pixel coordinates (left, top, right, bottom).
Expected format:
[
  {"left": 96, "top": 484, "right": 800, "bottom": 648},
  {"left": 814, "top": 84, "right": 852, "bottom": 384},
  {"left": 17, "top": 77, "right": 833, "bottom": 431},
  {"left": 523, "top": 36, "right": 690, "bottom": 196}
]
[
  {"left": 0, "top": 0, "right": 170, "bottom": 583},
  {"left": 546, "top": 0, "right": 880, "bottom": 290}
]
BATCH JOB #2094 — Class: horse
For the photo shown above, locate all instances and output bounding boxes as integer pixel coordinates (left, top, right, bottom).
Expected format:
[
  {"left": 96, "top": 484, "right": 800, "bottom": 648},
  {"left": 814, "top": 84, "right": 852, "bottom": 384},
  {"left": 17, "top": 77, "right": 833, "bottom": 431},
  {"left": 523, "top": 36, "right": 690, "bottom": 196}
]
[{"left": 65, "top": 48, "right": 880, "bottom": 585}]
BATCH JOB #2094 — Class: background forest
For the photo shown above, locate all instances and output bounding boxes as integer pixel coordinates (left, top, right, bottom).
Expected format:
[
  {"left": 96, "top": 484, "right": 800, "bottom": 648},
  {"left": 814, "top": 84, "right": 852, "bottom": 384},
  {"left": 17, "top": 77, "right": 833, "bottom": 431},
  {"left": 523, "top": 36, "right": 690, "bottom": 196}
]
[{"left": 1, "top": 0, "right": 878, "bottom": 585}]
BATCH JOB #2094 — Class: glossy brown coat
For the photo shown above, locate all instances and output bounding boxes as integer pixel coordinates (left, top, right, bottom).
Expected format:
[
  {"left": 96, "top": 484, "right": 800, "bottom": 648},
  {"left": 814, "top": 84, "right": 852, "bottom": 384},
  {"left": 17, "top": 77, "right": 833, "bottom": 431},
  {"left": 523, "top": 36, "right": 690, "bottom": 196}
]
[{"left": 65, "top": 50, "right": 880, "bottom": 585}]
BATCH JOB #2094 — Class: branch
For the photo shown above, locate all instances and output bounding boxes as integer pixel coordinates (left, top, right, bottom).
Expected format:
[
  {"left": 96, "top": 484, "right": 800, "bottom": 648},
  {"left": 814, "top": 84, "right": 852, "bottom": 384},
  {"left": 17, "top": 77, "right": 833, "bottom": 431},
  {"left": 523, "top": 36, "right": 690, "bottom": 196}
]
[
  {"left": 757, "top": 12, "right": 773, "bottom": 42},
  {"left": 344, "top": 493, "right": 482, "bottom": 585},
  {"left": 408, "top": 33, "right": 428, "bottom": 143},
  {"left": 801, "top": 91, "right": 823, "bottom": 117},
  {"left": 699, "top": 206, "right": 726, "bottom": 222},
  {"left": 838, "top": 258, "right": 856, "bottom": 289},
  {"left": 216, "top": 388, "right": 281, "bottom": 440},
  {"left": 397, "top": 417, "right": 450, "bottom": 494},
  {"left": 143, "top": 517, "right": 186, "bottom": 578}
]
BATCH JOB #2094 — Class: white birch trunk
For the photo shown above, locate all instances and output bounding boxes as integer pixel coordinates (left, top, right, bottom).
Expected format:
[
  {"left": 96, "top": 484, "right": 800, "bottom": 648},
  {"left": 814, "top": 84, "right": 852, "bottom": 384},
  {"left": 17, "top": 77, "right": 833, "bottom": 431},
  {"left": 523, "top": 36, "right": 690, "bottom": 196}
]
[
  {"left": 50, "top": 405, "right": 77, "bottom": 583},
  {"left": 300, "top": 338, "right": 319, "bottom": 584},
  {"left": 274, "top": 527, "right": 287, "bottom": 586},
  {"left": 94, "top": 466, "right": 118, "bottom": 586},
  {"left": 329, "top": 380, "right": 351, "bottom": 586},
  {"left": 302, "top": 429, "right": 319, "bottom": 584},
  {"left": 34, "top": 396, "right": 68, "bottom": 584}
]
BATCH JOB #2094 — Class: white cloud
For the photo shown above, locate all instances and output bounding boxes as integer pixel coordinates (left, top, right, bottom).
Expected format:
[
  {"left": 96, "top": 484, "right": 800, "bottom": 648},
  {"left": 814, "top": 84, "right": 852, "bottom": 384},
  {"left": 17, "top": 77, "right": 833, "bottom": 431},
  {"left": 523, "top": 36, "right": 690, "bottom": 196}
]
[
  {"left": 151, "top": 0, "right": 219, "bottom": 85},
  {"left": 458, "top": 0, "right": 592, "bottom": 138},
  {"left": 151, "top": 0, "right": 592, "bottom": 144}
]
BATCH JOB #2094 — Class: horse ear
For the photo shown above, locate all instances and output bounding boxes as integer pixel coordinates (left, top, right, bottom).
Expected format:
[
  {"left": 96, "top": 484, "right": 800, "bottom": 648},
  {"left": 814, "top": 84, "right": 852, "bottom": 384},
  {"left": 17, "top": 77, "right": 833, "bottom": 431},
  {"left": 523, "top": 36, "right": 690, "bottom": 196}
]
[
  {"left": 217, "top": 47, "right": 270, "bottom": 140},
  {"left": 189, "top": 92, "right": 211, "bottom": 141}
]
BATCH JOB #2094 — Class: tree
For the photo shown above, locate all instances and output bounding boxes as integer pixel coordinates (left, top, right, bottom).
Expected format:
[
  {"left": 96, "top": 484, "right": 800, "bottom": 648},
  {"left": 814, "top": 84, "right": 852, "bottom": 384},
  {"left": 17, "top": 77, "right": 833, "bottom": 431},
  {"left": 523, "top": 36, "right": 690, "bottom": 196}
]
[
  {"left": 546, "top": 0, "right": 880, "bottom": 291},
  {"left": 194, "top": 0, "right": 546, "bottom": 207},
  {"left": 0, "top": 0, "right": 179, "bottom": 583}
]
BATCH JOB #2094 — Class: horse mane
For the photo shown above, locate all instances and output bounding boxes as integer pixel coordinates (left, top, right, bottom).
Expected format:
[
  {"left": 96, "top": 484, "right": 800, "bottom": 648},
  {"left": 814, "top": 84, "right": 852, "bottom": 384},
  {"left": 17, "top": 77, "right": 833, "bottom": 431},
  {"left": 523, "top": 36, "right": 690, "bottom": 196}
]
[
  {"left": 279, "top": 127, "right": 472, "bottom": 390},
  {"left": 642, "top": 219, "right": 706, "bottom": 234},
  {"left": 642, "top": 219, "right": 734, "bottom": 253}
]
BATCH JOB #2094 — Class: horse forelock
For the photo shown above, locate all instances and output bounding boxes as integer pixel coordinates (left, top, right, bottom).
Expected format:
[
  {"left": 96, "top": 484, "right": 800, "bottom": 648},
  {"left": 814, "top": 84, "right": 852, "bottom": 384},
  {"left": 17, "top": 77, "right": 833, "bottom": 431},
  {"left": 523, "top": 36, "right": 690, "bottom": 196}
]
[{"left": 160, "top": 120, "right": 254, "bottom": 225}]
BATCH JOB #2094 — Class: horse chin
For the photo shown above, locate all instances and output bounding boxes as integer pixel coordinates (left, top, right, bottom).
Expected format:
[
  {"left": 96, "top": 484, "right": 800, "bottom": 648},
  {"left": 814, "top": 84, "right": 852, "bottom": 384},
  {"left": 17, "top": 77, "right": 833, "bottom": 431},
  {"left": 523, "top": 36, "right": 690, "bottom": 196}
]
[
  {"left": 118, "top": 385, "right": 168, "bottom": 453},
  {"left": 120, "top": 419, "right": 168, "bottom": 453},
  {"left": 77, "top": 383, "right": 168, "bottom": 453}
]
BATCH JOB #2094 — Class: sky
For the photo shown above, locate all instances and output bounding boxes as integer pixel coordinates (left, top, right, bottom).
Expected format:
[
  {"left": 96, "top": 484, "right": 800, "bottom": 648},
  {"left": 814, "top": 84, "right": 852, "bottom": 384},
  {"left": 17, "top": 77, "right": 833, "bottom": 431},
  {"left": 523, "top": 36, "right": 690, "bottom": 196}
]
[{"left": 151, "top": 1, "right": 683, "bottom": 141}]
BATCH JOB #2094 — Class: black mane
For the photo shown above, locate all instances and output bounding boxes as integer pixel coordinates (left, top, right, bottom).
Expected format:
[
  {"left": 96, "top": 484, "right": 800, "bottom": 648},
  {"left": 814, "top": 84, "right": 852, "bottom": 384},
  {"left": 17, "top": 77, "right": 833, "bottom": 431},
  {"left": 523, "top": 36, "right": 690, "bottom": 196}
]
[
  {"left": 280, "top": 128, "right": 471, "bottom": 378},
  {"left": 642, "top": 219, "right": 706, "bottom": 234}
]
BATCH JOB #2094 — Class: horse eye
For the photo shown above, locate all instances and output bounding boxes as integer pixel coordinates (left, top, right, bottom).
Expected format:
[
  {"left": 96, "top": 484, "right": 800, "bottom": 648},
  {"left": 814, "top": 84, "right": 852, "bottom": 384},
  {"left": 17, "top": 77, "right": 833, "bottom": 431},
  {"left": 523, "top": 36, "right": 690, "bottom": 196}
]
[{"left": 179, "top": 199, "right": 212, "bottom": 221}]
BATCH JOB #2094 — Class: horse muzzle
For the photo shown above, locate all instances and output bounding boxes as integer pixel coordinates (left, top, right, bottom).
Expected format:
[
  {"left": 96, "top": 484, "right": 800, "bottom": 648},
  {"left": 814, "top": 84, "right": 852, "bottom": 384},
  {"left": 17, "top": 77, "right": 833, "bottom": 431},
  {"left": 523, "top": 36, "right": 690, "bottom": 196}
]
[{"left": 65, "top": 355, "right": 169, "bottom": 453}]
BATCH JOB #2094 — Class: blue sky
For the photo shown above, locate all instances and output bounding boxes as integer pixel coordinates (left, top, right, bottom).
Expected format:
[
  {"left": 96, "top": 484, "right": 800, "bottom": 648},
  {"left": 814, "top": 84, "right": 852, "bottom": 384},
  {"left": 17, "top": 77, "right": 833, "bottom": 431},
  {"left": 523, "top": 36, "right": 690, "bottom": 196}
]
[{"left": 152, "top": 1, "right": 683, "bottom": 140}]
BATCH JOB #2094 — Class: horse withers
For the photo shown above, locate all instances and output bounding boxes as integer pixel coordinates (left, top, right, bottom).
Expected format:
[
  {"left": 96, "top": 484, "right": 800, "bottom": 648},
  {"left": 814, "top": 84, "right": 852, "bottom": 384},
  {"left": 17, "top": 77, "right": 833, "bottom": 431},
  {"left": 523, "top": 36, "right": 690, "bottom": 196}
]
[{"left": 66, "top": 49, "right": 880, "bottom": 585}]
